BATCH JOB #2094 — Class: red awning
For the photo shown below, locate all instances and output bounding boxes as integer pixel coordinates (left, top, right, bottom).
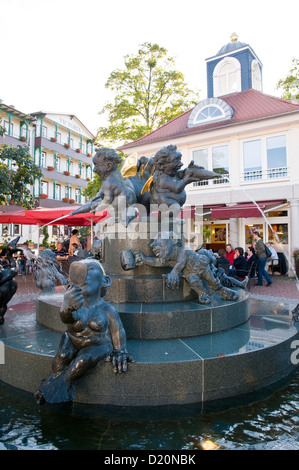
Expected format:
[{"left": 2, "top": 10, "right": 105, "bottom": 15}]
[{"left": 211, "top": 201, "right": 286, "bottom": 219}]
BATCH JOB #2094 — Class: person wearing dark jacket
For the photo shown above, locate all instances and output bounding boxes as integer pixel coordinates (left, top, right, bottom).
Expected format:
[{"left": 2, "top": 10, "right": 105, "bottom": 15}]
[
  {"left": 252, "top": 231, "right": 272, "bottom": 286},
  {"left": 246, "top": 246, "right": 258, "bottom": 278},
  {"left": 215, "top": 248, "right": 230, "bottom": 275},
  {"left": 233, "top": 247, "right": 248, "bottom": 279}
]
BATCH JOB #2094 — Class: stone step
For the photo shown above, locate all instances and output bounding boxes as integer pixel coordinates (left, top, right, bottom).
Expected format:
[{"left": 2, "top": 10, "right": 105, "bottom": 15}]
[{"left": 0, "top": 298, "right": 298, "bottom": 406}]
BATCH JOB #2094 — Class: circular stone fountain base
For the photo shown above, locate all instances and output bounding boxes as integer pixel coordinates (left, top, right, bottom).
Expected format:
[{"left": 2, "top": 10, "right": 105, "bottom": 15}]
[{"left": 0, "top": 296, "right": 298, "bottom": 406}]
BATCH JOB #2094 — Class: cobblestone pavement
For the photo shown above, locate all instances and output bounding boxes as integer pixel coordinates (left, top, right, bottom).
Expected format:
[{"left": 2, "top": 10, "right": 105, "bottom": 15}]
[{"left": 7, "top": 272, "right": 299, "bottom": 307}]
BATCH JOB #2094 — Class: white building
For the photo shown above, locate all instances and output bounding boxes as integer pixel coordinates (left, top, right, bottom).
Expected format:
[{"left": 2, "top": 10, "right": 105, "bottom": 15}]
[
  {"left": 0, "top": 103, "right": 96, "bottom": 246},
  {"left": 119, "top": 35, "right": 299, "bottom": 276}
]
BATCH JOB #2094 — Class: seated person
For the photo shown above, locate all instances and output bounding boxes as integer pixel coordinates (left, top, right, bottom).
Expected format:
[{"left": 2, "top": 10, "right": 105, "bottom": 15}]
[
  {"left": 233, "top": 247, "right": 248, "bottom": 279},
  {"left": 53, "top": 241, "right": 68, "bottom": 258},
  {"left": 215, "top": 248, "right": 230, "bottom": 275},
  {"left": 265, "top": 242, "right": 279, "bottom": 273},
  {"left": 225, "top": 244, "right": 235, "bottom": 266},
  {"left": 246, "top": 246, "right": 258, "bottom": 278}
]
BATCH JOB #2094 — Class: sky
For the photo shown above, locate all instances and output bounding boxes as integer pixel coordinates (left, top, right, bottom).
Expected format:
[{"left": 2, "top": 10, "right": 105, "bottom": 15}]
[{"left": 1, "top": 0, "right": 298, "bottom": 137}]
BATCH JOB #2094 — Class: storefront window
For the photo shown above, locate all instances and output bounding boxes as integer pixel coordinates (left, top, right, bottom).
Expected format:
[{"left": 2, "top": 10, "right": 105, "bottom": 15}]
[
  {"left": 268, "top": 223, "right": 288, "bottom": 244},
  {"left": 245, "top": 224, "right": 263, "bottom": 246}
]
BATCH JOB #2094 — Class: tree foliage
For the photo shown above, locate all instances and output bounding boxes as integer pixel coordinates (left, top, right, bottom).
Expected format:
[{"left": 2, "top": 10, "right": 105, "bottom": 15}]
[
  {"left": 276, "top": 58, "right": 299, "bottom": 100},
  {"left": 0, "top": 138, "right": 42, "bottom": 209},
  {"left": 97, "top": 42, "right": 200, "bottom": 145},
  {"left": 82, "top": 173, "right": 102, "bottom": 199}
]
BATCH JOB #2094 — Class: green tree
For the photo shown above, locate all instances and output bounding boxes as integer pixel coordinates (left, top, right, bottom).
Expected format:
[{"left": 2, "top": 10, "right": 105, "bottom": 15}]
[
  {"left": 0, "top": 138, "right": 42, "bottom": 209},
  {"left": 276, "top": 58, "right": 299, "bottom": 100},
  {"left": 82, "top": 173, "right": 102, "bottom": 199},
  {"left": 97, "top": 42, "right": 200, "bottom": 145}
]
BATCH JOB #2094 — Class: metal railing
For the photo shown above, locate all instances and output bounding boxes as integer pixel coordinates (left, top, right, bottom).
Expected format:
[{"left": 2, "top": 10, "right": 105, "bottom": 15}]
[
  {"left": 193, "top": 174, "right": 230, "bottom": 187},
  {"left": 242, "top": 167, "right": 288, "bottom": 182}
]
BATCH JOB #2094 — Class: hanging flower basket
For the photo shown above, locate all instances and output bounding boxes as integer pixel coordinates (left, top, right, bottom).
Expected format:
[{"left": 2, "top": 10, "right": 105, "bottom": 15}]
[
  {"left": 50, "top": 137, "right": 57, "bottom": 142},
  {"left": 64, "top": 170, "right": 70, "bottom": 176},
  {"left": 62, "top": 197, "right": 70, "bottom": 203},
  {"left": 68, "top": 199, "right": 76, "bottom": 204},
  {"left": 40, "top": 193, "right": 48, "bottom": 199},
  {"left": 76, "top": 148, "right": 82, "bottom": 153},
  {"left": 20, "top": 136, "right": 27, "bottom": 142},
  {"left": 47, "top": 166, "right": 55, "bottom": 171},
  {"left": 75, "top": 174, "right": 81, "bottom": 179},
  {"left": 64, "top": 143, "right": 70, "bottom": 148}
]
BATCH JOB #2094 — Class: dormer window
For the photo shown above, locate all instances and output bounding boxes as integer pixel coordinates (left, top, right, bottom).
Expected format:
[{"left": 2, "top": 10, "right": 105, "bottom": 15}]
[
  {"left": 252, "top": 59, "right": 262, "bottom": 91},
  {"left": 213, "top": 57, "right": 241, "bottom": 97},
  {"left": 187, "top": 97, "right": 233, "bottom": 128}
]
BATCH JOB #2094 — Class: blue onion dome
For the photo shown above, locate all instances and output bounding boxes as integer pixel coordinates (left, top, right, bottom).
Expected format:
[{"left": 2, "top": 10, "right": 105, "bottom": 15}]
[{"left": 217, "top": 33, "right": 248, "bottom": 55}]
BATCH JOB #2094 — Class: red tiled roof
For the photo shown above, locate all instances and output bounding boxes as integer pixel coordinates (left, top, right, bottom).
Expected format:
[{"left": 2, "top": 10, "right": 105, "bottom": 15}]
[{"left": 119, "top": 89, "right": 299, "bottom": 150}]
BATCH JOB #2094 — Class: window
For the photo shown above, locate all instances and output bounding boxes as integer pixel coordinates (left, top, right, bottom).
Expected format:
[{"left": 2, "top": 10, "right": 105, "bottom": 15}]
[
  {"left": 252, "top": 60, "right": 262, "bottom": 91},
  {"left": 69, "top": 161, "right": 74, "bottom": 175},
  {"left": 56, "top": 132, "right": 61, "bottom": 143},
  {"left": 188, "top": 97, "right": 233, "bottom": 128},
  {"left": 75, "top": 189, "right": 80, "bottom": 203},
  {"left": 56, "top": 156, "right": 60, "bottom": 171},
  {"left": 41, "top": 152, "right": 47, "bottom": 167},
  {"left": 213, "top": 57, "right": 241, "bottom": 97},
  {"left": 13, "top": 224, "right": 21, "bottom": 236},
  {"left": 212, "top": 145, "right": 229, "bottom": 176},
  {"left": 56, "top": 184, "right": 61, "bottom": 200},
  {"left": 267, "top": 135, "right": 287, "bottom": 177},
  {"left": 81, "top": 142, "right": 85, "bottom": 154},
  {"left": 242, "top": 135, "right": 287, "bottom": 181},
  {"left": 243, "top": 140, "right": 262, "bottom": 180},
  {"left": 41, "top": 180, "right": 48, "bottom": 195},
  {"left": 42, "top": 126, "right": 47, "bottom": 138},
  {"left": 268, "top": 223, "right": 288, "bottom": 244},
  {"left": 192, "top": 144, "right": 229, "bottom": 186},
  {"left": 4, "top": 120, "right": 13, "bottom": 136},
  {"left": 70, "top": 138, "right": 74, "bottom": 149}
]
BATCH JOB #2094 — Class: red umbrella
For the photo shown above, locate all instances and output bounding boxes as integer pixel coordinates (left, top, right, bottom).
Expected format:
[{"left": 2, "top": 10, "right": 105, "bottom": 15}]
[
  {"left": 0, "top": 209, "right": 40, "bottom": 225},
  {"left": 25, "top": 206, "right": 109, "bottom": 226}
]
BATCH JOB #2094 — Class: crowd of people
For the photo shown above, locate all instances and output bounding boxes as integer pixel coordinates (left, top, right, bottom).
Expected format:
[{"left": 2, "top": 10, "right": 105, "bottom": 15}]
[
  {"left": 212, "top": 231, "right": 279, "bottom": 287},
  {"left": 1, "top": 229, "right": 96, "bottom": 277}
]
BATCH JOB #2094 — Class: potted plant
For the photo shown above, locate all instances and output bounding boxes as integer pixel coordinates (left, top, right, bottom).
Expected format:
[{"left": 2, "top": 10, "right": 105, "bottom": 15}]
[
  {"left": 40, "top": 193, "right": 48, "bottom": 199},
  {"left": 64, "top": 170, "right": 70, "bottom": 176},
  {"left": 76, "top": 148, "right": 82, "bottom": 153},
  {"left": 75, "top": 174, "right": 81, "bottom": 179},
  {"left": 68, "top": 199, "right": 76, "bottom": 204},
  {"left": 62, "top": 197, "right": 70, "bottom": 203},
  {"left": 20, "top": 136, "right": 27, "bottom": 142},
  {"left": 64, "top": 143, "right": 70, "bottom": 148},
  {"left": 86, "top": 177, "right": 91, "bottom": 181},
  {"left": 293, "top": 249, "right": 299, "bottom": 276},
  {"left": 47, "top": 166, "right": 55, "bottom": 171},
  {"left": 26, "top": 239, "right": 34, "bottom": 249},
  {"left": 50, "top": 137, "right": 57, "bottom": 142},
  {"left": 87, "top": 153, "right": 92, "bottom": 157}
]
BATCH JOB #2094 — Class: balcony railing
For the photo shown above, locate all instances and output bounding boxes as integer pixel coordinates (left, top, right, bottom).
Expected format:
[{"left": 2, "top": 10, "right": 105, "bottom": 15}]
[
  {"left": 242, "top": 167, "right": 289, "bottom": 182},
  {"left": 193, "top": 174, "right": 230, "bottom": 187}
]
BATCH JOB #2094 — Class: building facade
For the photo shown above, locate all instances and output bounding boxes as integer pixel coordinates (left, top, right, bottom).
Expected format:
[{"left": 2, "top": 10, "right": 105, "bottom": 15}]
[
  {"left": 119, "top": 35, "right": 299, "bottom": 276},
  {"left": 0, "top": 103, "right": 96, "bottom": 245}
]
